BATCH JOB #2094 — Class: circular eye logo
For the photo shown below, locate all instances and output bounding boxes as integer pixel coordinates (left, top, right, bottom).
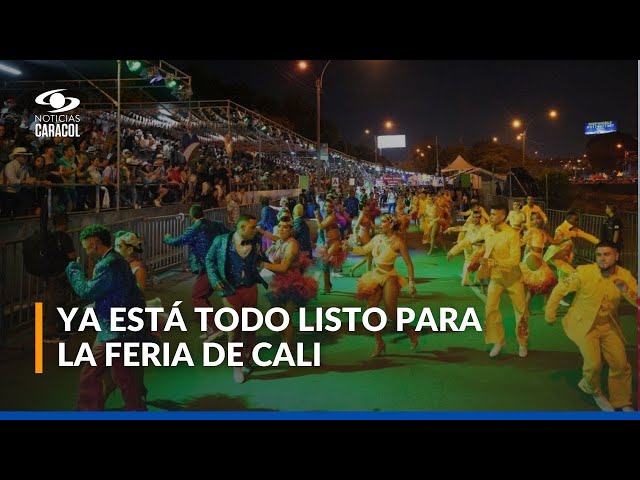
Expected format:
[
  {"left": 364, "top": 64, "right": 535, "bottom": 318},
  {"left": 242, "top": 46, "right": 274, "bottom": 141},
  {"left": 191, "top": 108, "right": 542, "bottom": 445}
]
[{"left": 35, "top": 89, "right": 80, "bottom": 113}]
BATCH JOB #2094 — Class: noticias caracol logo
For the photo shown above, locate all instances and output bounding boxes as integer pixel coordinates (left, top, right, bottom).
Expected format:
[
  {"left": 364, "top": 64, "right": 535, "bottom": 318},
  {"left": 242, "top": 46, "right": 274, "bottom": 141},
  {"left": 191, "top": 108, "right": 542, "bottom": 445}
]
[
  {"left": 34, "top": 89, "right": 82, "bottom": 138},
  {"left": 35, "top": 89, "right": 80, "bottom": 113}
]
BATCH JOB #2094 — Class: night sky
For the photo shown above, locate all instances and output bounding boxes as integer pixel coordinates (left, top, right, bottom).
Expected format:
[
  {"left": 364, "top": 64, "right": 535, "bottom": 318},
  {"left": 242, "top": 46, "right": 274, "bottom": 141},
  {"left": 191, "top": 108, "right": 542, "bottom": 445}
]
[
  {"left": 2, "top": 60, "right": 637, "bottom": 162},
  {"left": 173, "top": 60, "right": 638, "bottom": 161}
]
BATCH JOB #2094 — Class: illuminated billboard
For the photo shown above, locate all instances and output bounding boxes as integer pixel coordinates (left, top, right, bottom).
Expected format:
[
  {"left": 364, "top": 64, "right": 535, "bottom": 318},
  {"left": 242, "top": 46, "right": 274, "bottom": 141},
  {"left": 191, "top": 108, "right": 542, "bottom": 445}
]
[
  {"left": 584, "top": 121, "right": 617, "bottom": 135},
  {"left": 376, "top": 135, "right": 406, "bottom": 149}
]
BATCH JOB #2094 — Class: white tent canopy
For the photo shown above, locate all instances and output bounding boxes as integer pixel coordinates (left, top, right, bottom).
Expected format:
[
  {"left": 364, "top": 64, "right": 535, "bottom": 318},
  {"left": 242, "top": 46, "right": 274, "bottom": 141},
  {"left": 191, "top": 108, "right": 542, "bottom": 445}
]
[
  {"left": 441, "top": 155, "right": 475, "bottom": 172},
  {"left": 441, "top": 155, "right": 506, "bottom": 180}
]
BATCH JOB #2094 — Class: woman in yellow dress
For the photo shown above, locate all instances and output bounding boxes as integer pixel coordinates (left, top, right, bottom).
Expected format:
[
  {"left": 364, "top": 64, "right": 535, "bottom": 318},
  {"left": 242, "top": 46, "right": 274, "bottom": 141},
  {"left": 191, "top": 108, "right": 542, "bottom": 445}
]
[
  {"left": 520, "top": 212, "right": 563, "bottom": 311},
  {"left": 348, "top": 214, "right": 419, "bottom": 357}
]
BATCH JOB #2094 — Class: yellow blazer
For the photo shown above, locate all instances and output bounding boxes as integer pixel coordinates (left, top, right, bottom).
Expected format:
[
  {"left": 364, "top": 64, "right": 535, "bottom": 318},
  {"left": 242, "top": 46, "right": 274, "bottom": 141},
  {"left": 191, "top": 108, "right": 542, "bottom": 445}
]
[
  {"left": 545, "top": 263, "right": 638, "bottom": 343},
  {"left": 456, "top": 223, "right": 521, "bottom": 283}
]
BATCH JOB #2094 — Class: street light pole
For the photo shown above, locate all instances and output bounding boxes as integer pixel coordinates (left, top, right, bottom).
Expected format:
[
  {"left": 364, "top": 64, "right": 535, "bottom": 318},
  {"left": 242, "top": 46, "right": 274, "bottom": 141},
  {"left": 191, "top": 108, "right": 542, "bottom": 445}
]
[
  {"left": 315, "top": 76, "right": 321, "bottom": 178},
  {"left": 316, "top": 60, "right": 331, "bottom": 188},
  {"left": 363, "top": 129, "right": 378, "bottom": 163},
  {"left": 366, "top": 121, "right": 394, "bottom": 164},
  {"left": 513, "top": 109, "right": 557, "bottom": 168},
  {"left": 374, "top": 135, "right": 377, "bottom": 163}
]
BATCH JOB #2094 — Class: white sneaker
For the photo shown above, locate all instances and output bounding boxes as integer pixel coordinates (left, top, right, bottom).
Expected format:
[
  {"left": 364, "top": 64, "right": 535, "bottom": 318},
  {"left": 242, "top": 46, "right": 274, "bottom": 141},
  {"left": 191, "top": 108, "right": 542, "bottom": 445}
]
[
  {"left": 592, "top": 394, "right": 614, "bottom": 412},
  {"left": 518, "top": 345, "right": 528, "bottom": 357},
  {"left": 489, "top": 343, "right": 504, "bottom": 357},
  {"left": 620, "top": 406, "right": 635, "bottom": 412},
  {"left": 559, "top": 300, "right": 570, "bottom": 307}
]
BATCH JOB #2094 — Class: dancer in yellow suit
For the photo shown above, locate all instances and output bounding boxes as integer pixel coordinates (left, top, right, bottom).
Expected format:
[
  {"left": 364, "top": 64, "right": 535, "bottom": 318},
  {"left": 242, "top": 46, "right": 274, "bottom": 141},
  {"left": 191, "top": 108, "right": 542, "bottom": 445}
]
[
  {"left": 472, "top": 204, "right": 529, "bottom": 358},
  {"left": 457, "top": 199, "right": 489, "bottom": 244},
  {"left": 545, "top": 241, "right": 637, "bottom": 412}
]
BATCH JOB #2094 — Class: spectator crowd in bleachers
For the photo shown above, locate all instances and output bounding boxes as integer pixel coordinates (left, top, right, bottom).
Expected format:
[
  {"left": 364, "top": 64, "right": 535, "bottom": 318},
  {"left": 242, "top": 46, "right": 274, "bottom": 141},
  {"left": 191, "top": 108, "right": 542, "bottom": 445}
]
[{"left": 0, "top": 94, "right": 390, "bottom": 219}]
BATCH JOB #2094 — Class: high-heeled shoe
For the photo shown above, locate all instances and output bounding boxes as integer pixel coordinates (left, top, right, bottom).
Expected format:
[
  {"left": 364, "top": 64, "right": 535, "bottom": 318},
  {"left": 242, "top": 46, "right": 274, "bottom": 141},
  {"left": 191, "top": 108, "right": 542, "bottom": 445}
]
[{"left": 371, "top": 342, "right": 386, "bottom": 358}]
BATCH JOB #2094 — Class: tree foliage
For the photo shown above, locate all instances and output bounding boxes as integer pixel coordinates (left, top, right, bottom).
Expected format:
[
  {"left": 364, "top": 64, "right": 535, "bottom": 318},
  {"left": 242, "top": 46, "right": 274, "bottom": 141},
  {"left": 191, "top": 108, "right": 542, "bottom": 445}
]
[
  {"left": 467, "top": 141, "right": 521, "bottom": 173},
  {"left": 585, "top": 131, "right": 636, "bottom": 172},
  {"left": 539, "top": 171, "right": 571, "bottom": 209}
]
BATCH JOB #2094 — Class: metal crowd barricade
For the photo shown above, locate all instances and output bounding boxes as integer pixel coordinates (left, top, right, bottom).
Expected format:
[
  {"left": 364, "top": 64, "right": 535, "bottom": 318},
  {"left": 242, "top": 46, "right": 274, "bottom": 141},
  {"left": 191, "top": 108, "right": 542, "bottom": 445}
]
[
  {"left": 204, "top": 208, "right": 229, "bottom": 228},
  {"left": 0, "top": 240, "right": 47, "bottom": 337},
  {"left": 239, "top": 203, "right": 262, "bottom": 221},
  {"left": 545, "top": 209, "right": 565, "bottom": 232},
  {"left": 139, "top": 212, "right": 189, "bottom": 282}
]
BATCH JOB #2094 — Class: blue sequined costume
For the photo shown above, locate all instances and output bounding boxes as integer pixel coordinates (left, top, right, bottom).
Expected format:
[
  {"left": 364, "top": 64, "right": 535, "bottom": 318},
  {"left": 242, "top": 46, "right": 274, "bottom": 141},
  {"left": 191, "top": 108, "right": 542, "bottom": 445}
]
[
  {"left": 164, "top": 218, "right": 229, "bottom": 273},
  {"left": 257, "top": 205, "right": 278, "bottom": 232},
  {"left": 66, "top": 249, "right": 145, "bottom": 343},
  {"left": 205, "top": 233, "right": 268, "bottom": 297},
  {"left": 292, "top": 216, "right": 312, "bottom": 257}
]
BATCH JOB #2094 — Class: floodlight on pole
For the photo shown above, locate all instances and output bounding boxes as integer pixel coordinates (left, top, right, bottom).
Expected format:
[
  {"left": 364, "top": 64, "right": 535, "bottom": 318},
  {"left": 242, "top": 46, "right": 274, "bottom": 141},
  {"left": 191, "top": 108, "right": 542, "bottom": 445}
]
[{"left": 126, "top": 60, "right": 142, "bottom": 72}]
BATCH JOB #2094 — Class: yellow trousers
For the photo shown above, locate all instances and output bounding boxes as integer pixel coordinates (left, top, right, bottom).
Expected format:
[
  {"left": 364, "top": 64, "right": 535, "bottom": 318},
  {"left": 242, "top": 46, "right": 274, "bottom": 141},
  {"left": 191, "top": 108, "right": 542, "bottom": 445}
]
[
  {"left": 420, "top": 216, "right": 430, "bottom": 239},
  {"left": 485, "top": 275, "right": 528, "bottom": 346},
  {"left": 461, "top": 259, "right": 472, "bottom": 286},
  {"left": 574, "top": 320, "right": 632, "bottom": 408}
]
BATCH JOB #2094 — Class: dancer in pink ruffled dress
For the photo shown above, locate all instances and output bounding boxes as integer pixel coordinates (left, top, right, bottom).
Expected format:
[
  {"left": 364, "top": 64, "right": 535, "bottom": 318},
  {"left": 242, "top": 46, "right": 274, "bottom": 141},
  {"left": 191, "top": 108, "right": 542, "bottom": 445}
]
[{"left": 260, "top": 219, "right": 319, "bottom": 346}]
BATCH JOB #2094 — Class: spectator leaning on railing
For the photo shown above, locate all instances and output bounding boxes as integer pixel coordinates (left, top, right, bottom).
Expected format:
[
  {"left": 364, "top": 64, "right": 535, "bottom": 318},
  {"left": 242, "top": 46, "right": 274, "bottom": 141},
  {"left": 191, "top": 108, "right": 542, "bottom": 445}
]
[{"left": 1, "top": 146, "right": 36, "bottom": 217}]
